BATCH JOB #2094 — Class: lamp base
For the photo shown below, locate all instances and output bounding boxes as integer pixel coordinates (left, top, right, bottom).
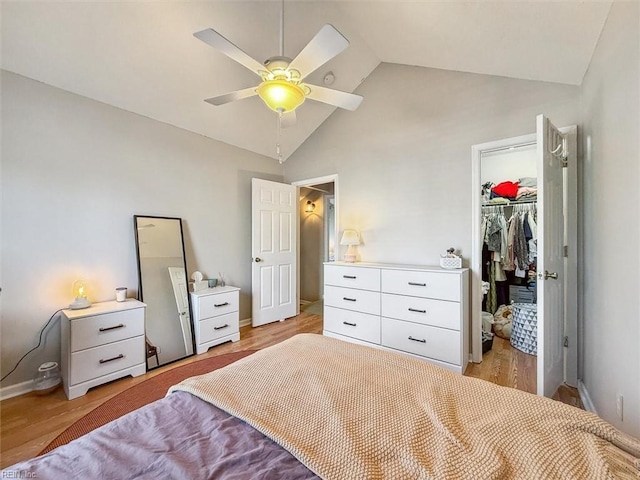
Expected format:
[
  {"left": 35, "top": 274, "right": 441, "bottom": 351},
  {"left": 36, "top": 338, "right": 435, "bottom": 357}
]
[
  {"left": 343, "top": 253, "right": 357, "bottom": 263},
  {"left": 69, "top": 298, "right": 92, "bottom": 310}
]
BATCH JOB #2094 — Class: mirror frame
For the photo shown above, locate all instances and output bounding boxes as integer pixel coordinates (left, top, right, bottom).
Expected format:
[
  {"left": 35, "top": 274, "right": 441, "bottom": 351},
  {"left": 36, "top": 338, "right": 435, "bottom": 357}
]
[{"left": 133, "top": 215, "right": 195, "bottom": 370}]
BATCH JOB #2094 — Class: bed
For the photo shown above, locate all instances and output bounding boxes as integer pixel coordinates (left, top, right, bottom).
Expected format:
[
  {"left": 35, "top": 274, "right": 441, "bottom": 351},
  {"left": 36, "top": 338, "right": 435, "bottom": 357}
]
[{"left": 3, "top": 334, "right": 639, "bottom": 479}]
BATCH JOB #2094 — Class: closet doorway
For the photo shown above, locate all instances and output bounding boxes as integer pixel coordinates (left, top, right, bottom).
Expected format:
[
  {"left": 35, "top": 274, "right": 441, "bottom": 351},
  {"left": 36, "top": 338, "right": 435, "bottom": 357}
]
[
  {"left": 471, "top": 115, "right": 577, "bottom": 397},
  {"left": 293, "top": 175, "right": 339, "bottom": 317}
]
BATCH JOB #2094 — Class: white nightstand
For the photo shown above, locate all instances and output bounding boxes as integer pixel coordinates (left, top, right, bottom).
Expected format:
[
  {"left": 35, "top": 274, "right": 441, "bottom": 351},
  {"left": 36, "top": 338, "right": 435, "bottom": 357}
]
[
  {"left": 60, "top": 299, "right": 146, "bottom": 400},
  {"left": 190, "top": 286, "right": 240, "bottom": 354}
]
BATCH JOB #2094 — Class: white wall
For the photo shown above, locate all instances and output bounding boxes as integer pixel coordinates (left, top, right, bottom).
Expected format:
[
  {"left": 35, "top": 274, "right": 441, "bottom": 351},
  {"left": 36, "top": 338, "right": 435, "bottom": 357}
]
[
  {"left": 300, "top": 189, "right": 324, "bottom": 302},
  {"left": 481, "top": 146, "right": 537, "bottom": 185},
  {"left": 284, "top": 64, "right": 580, "bottom": 267},
  {"left": 1, "top": 71, "right": 283, "bottom": 387},
  {"left": 580, "top": 2, "right": 640, "bottom": 437}
]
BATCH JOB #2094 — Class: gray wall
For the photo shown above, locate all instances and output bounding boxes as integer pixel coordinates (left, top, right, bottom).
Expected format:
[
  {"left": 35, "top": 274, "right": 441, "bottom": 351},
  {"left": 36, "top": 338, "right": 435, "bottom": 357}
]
[
  {"left": 579, "top": 2, "right": 639, "bottom": 438},
  {"left": 1, "top": 71, "right": 282, "bottom": 387},
  {"left": 284, "top": 63, "right": 580, "bottom": 266},
  {"left": 300, "top": 189, "right": 324, "bottom": 302}
]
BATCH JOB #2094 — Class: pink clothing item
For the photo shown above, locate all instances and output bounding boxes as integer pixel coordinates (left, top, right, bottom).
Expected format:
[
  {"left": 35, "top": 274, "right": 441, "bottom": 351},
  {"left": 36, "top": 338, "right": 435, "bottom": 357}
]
[{"left": 516, "top": 186, "right": 538, "bottom": 199}]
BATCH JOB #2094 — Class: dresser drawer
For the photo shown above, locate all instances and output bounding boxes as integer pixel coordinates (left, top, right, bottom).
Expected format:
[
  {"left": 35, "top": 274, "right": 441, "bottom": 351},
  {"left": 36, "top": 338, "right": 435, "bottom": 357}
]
[
  {"left": 324, "top": 265, "right": 380, "bottom": 291},
  {"left": 381, "top": 294, "right": 461, "bottom": 330},
  {"left": 382, "top": 318, "right": 460, "bottom": 366},
  {"left": 197, "top": 291, "right": 239, "bottom": 320},
  {"left": 324, "top": 285, "right": 380, "bottom": 316},
  {"left": 382, "top": 269, "right": 461, "bottom": 301},
  {"left": 324, "top": 306, "right": 380, "bottom": 344},
  {"left": 198, "top": 312, "right": 239, "bottom": 344},
  {"left": 71, "top": 308, "right": 145, "bottom": 352},
  {"left": 70, "top": 335, "right": 145, "bottom": 385}
]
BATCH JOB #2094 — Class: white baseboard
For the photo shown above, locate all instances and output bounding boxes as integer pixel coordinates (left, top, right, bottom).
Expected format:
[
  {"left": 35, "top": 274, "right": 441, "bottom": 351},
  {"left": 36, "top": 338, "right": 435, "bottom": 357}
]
[
  {"left": 239, "top": 317, "right": 251, "bottom": 328},
  {"left": 0, "top": 379, "right": 34, "bottom": 401},
  {"left": 578, "top": 380, "right": 598, "bottom": 414}
]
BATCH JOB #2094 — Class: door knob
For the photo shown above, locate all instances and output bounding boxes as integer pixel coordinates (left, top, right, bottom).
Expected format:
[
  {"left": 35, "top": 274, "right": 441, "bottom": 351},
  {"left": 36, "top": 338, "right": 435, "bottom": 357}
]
[
  {"left": 254, "top": 257, "right": 262, "bottom": 263},
  {"left": 539, "top": 270, "right": 558, "bottom": 280}
]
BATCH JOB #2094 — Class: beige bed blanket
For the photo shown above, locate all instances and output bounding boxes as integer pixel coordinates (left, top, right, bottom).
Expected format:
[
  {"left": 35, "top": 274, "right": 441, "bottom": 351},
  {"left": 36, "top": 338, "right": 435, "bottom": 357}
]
[{"left": 169, "top": 334, "right": 640, "bottom": 479}]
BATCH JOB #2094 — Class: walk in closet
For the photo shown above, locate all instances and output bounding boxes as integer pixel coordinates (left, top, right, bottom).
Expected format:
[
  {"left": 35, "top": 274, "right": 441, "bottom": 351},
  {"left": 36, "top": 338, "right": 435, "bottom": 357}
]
[
  {"left": 471, "top": 115, "right": 578, "bottom": 397},
  {"left": 480, "top": 145, "right": 539, "bottom": 370}
]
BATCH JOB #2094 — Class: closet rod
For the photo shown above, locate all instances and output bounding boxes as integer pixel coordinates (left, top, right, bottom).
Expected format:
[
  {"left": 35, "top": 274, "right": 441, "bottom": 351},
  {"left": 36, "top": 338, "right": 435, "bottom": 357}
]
[{"left": 482, "top": 199, "right": 537, "bottom": 207}]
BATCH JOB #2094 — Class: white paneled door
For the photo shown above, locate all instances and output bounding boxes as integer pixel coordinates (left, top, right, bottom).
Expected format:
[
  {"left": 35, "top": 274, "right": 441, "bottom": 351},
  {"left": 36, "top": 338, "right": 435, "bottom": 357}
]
[
  {"left": 251, "top": 178, "right": 297, "bottom": 327},
  {"left": 168, "top": 266, "right": 193, "bottom": 356},
  {"left": 536, "top": 114, "right": 565, "bottom": 397}
]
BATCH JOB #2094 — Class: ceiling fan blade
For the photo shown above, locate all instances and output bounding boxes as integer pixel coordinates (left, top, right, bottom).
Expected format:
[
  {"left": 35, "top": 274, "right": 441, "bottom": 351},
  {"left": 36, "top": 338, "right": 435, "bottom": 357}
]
[
  {"left": 288, "top": 24, "right": 349, "bottom": 80},
  {"left": 194, "top": 28, "right": 265, "bottom": 77},
  {"left": 305, "top": 84, "right": 363, "bottom": 111},
  {"left": 204, "top": 87, "right": 258, "bottom": 106},
  {"left": 280, "top": 110, "right": 297, "bottom": 128}
]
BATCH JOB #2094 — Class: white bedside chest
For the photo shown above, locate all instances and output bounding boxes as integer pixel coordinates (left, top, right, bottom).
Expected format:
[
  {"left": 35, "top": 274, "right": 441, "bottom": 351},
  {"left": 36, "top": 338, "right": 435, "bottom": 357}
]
[
  {"left": 60, "top": 299, "right": 146, "bottom": 400},
  {"left": 190, "top": 286, "right": 240, "bottom": 355}
]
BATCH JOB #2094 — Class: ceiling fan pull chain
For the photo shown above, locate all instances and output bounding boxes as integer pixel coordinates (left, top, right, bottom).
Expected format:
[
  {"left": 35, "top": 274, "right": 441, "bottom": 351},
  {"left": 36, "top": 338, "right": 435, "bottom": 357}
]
[{"left": 277, "top": 110, "right": 284, "bottom": 164}]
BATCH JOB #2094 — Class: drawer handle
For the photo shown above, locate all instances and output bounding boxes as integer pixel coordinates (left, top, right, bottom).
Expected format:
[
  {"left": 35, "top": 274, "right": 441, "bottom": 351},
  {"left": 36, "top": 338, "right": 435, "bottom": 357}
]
[
  {"left": 99, "top": 324, "right": 125, "bottom": 332},
  {"left": 408, "top": 308, "right": 426, "bottom": 314},
  {"left": 213, "top": 324, "right": 229, "bottom": 330},
  {"left": 408, "top": 282, "right": 427, "bottom": 287},
  {"left": 214, "top": 302, "right": 229, "bottom": 307},
  {"left": 343, "top": 275, "right": 357, "bottom": 279},
  {"left": 343, "top": 297, "right": 357, "bottom": 302},
  {"left": 99, "top": 354, "right": 124, "bottom": 364},
  {"left": 343, "top": 321, "right": 357, "bottom": 327},
  {"left": 408, "top": 336, "right": 426, "bottom": 343}
]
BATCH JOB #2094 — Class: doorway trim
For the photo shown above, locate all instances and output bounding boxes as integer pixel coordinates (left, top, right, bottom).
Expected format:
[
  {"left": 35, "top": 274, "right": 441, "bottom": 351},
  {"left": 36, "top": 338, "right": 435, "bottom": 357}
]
[
  {"left": 292, "top": 174, "right": 339, "bottom": 313},
  {"left": 471, "top": 133, "right": 536, "bottom": 363},
  {"left": 470, "top": 127, "right": 578, "bottom": 390}
]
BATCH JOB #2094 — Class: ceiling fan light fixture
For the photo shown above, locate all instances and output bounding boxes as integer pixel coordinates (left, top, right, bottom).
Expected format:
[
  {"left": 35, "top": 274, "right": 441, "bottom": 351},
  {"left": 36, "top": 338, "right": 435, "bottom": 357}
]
[{"left": 257, "top": 79, "right": 306, "bottom": 113}]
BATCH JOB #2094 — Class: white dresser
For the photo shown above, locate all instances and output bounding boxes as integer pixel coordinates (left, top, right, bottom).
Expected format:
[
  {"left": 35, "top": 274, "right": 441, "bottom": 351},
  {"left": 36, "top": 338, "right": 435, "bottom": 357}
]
[
  {"left": 323, "top": 262, "right": 469, "bottom": 373},
  {"left": 61, "top": 299, "right": 146, "bottom": 400},
  {"left": 190, "top": 286, "right": 240, "bottom": 355}
]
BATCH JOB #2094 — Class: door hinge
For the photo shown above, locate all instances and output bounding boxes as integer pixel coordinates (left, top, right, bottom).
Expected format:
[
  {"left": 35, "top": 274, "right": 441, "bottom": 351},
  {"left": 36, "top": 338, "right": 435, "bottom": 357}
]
[
  {"left": 563, "top": 245, "right": 568, "bottom": 257},
  {"left": 562, "top": 157, "right": 568, "bottom": 168},
  {"left": 563, "top": 336, "right": 569, "bottom": 348}
]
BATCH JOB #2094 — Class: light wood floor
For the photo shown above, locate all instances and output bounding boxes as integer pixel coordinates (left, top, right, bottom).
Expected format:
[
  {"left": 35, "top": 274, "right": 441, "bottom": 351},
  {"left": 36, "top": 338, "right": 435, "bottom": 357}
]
[{"left": 0, "top": 311, "right": 580, "bottom": 468}]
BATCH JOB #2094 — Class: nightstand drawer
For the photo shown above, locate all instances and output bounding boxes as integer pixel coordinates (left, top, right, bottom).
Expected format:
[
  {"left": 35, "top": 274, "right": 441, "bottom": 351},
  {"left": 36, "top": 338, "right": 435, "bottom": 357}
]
[
  {"left": 71, "top": 308, "right": 145, "bottom": 352},
  {"left": 324, "top": 285, "right": 380, "bottom": 316},
  {"left": 382, "top": 269, "right": 461, "bottom": 301},
  {"left": 382, "top": 318, "right": 460, "bottom": 366},
  {"left": 70, "top": 335, "right": 145, "bottom": 385},
  {"left": 381, "top": 294, "right": 460, "bottom": 330},
  {"left": 324, "top": 265, "right": 380, "bottom": 291},
  {"left": 324, "top": 306, "right": 380, "bottom": 344},
  {"left": 197, "top": 292, "right": 239, "bottom": 319},
  {"left": 198, "top": 312, "right": 239, "bottom": 344}
]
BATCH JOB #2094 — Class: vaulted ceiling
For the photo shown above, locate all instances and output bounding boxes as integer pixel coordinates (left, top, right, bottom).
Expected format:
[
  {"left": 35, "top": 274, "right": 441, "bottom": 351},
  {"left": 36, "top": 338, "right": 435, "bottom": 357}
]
[{"left": 1, "top": 1, "right": 611, "bottom": 161}]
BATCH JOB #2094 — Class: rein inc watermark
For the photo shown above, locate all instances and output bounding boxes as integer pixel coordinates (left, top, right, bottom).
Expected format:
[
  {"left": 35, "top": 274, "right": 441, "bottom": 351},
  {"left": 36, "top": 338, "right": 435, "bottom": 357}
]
[{"left": 2, "top": 471, "right": 37, "bottom": 479}]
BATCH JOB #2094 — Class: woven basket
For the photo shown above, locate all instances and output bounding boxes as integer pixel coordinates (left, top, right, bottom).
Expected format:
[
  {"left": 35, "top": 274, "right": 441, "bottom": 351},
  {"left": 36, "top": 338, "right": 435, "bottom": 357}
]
[{"left": 440, "top": 256, "right": 462, "bottom": 269}]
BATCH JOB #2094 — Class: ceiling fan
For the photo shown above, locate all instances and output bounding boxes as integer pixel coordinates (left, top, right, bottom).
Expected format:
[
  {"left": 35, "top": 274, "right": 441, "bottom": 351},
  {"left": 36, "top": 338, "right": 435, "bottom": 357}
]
[{"left": 193, "top": 3, "right": 363, "bottom": 128}]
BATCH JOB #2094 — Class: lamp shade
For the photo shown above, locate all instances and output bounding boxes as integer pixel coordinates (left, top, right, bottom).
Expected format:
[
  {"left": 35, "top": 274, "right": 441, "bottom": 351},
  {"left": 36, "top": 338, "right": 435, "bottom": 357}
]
[
  {"left": 257, "top": 79, "right": 306, "bottom": 113},
  {"left": 340, "top": 229, "right": 360, "bottom": 246}
]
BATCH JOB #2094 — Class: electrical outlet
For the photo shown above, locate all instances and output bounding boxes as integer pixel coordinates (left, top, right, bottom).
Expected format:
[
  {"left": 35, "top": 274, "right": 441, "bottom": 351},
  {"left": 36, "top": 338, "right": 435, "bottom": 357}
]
[{"left": 616, "top": 393, "right": 624, "bottom": 421}]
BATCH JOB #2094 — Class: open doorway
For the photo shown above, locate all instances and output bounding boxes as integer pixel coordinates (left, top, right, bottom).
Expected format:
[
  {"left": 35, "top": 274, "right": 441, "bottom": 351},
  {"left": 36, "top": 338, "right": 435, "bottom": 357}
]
[
  {"left": 470, "top": 118, "right": 578, "bottom": 398},
  {"left": 293, "top": 175, "right": 338, "bottom": 317}
]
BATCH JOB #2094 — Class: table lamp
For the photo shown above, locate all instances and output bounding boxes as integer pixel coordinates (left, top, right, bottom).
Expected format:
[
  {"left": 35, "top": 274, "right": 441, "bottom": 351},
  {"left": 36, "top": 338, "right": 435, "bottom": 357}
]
[
  {"left": 340, "top": 229, "right": 360, "bottom": 263},
  {"left": 69, "top": 280, "right": 92, "bottom": 309}
]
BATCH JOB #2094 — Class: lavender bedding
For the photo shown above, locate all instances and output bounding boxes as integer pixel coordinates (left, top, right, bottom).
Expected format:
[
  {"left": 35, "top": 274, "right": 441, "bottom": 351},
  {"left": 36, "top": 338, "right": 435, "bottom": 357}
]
[{"left": 3, "top": 391, "right": 319, "bottom": 480}]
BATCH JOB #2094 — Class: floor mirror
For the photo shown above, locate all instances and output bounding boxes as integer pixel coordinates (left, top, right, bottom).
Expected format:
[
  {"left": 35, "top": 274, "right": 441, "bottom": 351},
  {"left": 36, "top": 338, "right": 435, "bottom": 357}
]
[{"left": 134, "top": 215, "right": 194, "bottom": 369}]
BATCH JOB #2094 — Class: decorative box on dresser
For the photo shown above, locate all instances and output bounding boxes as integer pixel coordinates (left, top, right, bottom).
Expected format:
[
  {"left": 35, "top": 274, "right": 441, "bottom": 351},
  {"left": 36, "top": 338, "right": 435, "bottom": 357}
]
[
  {"left": 190, "top": 286, "right": 240, "bottom": 355},
  {"left": 61, "top": 299, "right": 146, "bottom": 400},
  {"left": 323, "top": 262, "right": 469, "bottom": 374}
]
